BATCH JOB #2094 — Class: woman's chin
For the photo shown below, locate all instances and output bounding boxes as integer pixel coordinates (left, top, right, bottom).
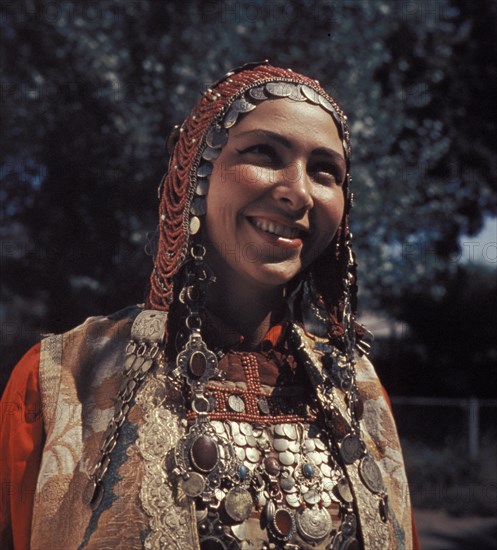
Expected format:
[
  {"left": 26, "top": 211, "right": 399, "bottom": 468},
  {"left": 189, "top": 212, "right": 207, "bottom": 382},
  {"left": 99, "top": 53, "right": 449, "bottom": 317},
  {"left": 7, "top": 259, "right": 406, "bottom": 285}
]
[{"left": 241, "top": 261, "right": 303, "bottom": 289}]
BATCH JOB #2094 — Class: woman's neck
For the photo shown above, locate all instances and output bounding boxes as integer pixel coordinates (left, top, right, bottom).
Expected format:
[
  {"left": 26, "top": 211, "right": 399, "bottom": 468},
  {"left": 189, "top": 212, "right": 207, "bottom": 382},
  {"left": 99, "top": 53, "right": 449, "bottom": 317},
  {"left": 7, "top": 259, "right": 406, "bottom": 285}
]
[{"left": 206, "top": 274, "right": 286, "bottom": 351}]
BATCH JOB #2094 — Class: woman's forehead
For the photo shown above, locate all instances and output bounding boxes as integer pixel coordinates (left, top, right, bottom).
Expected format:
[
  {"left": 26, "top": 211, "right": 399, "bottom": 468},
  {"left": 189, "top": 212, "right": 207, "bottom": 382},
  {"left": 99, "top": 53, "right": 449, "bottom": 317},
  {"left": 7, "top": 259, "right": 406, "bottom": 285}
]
[{"left": 227, "top": 98, "right": 344, "bottom": 157}]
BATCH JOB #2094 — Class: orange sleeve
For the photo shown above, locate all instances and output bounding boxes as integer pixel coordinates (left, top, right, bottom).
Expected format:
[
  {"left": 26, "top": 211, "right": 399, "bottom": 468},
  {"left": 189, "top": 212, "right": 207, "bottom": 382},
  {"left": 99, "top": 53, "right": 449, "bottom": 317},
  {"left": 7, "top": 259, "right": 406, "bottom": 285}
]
[{"left": 0, "top": 343, "right": 44, "bottom": 550}]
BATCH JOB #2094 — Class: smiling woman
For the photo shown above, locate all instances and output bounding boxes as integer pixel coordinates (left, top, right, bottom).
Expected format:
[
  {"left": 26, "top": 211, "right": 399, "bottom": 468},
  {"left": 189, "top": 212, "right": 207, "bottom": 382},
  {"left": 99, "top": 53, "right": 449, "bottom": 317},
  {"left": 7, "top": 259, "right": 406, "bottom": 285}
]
[{"left": 0, "top": 62, "right": 419, "bottom": 549}]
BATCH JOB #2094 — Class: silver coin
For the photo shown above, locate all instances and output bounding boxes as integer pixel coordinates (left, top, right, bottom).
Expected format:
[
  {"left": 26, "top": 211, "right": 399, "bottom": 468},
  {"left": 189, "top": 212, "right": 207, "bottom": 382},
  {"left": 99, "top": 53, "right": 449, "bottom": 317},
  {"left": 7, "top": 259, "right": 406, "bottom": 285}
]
[
  {"left": 318, "top": 94, "right": 336, "bottom": 114},
  {"left": 249, "top": 86, "right": 268, "bottom": 100},
  {"left": 283, "top": 424, "right": 297, "bottom": 440},
  {"left": 303, "top": 488, "right": 320, "bottom": 505},
  {"left": 239, "top": 422, "right": 253, "bottom": 436},
  {"left": 280, "top": 476, "right": 297, "bottom": 493},
  {"left": 288, "top": 441, "right": 300, "bottom": 453},
  {"left": 230, "top": 521, "right": 249, "bottom": 541},
  {"left": 205, "top": 127, "right": 228, "bottom": 148},
  {"left": 301, "top": 85, "right": 321, "bottom": 104},
  {"left": 320, "top": 463, "right": 332, "bottom": 477},
  {"left": 245, "top": 434, "right": 257, "bottom": 447},
  {"left": 296, "top": 507, "right": 332, "bottom": 542},
  {"left": 225, "top": 487, "right": 253, "bottom": 522},
  {"left": 258, "top": 397, "right": 270, "bottom": 415},
  {"left": 197, "top": 162, "right": 212, "bottom": 178},
  {"left": 279, "top": 451, "right": 295, "bottom": 466},
  {"left": 322, "top": 492, "right": 332, "bottom": 507},
  {"left": 359, "top": 454, "right": 384, "bottom": 494},
  {"left": 235, "top": 447, "right": 245, "bottom": 461},
  {"left": 288, "top": 84, "right": 307, "bottom": 101},
  {"left": 285, "top": 493, "right": 300, "bottom": 508},
  {"left": 246, "top": 447, "right": 260, "bottom": 463},
  {"left": 322, "top": 479, "right": 335, "bottom": 493},
  {"left": 274, "top": 424, "right": 286, "bottom": 437},
  {"left": 233, "top": 433, "right": 246, "bottom": 446},
  {"left": 273, "top": 438, "right": 289, "bottom": 452},
  {"left": 211, "top": 421, "right": 225, "bottom": 434},
  {"left": 215, "top": 488, "right": 226, "bottom": 501},
  {"left": 195, "top": 178, "right": 209, "bottom": 196},
  {"left": 231, "top": 97, "right": 256, "bottom": 113},
  {"left": 189, "top": 216, "right": 201, "bottom": 235},
  {"left": 223, "top": 108, "right": 239, "bottom": 128},
  {"left": 304, "top": 439, "right": 316, "bottom": 452},
  {"left": 315, "top": 437, "right": 327, "bottom": 451},
  {"left": 340, "top": 434, "right": 363, "bottom": 464},
  {"left": 336, "top": 476, "right": 354, "bottom": 503},
  {"left": 307, "top": 451, "right": 324, "bottom": 465},
  {"left": 182, "top": 472, "right": 205, "bottom": 497},
  {"left": 230, "top": 421, "right": 240, "bottom": 435},
  {"left": 266, "top": 81, "right": 293, "bottom": 97},
  {"left": 251, "top": 427, "right": 263, "bottom": 438},
  {"left": 191, "top": 197, "right": 206, "bottom": 216},
  {"left": 201, "top": 146, "right": 220, "bottom": 161},
  {"left": 228, "top": 394, "right": 246, "bottom": 413}
]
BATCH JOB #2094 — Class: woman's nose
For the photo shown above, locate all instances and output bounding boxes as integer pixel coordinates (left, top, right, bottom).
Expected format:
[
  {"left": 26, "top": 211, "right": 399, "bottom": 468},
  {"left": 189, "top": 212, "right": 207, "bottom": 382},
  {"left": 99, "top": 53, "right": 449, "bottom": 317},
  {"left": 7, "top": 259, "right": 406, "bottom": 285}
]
[{"left": 271, "top": 162, "right": 314, "bottom": 212}]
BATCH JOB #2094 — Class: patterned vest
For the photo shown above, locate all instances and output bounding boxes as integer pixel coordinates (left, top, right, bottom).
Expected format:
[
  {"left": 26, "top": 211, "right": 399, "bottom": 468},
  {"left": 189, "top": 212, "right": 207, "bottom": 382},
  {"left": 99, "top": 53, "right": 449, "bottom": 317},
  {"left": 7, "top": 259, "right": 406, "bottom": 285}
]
[{"left": 30, "top": 307, "right": 413, "bottom": 549}]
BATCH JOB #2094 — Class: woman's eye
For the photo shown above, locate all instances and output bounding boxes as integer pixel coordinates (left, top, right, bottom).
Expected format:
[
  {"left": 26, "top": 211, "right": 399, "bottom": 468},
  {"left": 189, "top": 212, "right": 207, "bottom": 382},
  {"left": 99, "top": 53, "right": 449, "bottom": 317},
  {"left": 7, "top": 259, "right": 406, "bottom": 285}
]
[
  {"left": 238, "top": 144, "right": 277, "bottom": 162},
  {"left": 312, "top": 162, "right": 344, "bottom": 185}
]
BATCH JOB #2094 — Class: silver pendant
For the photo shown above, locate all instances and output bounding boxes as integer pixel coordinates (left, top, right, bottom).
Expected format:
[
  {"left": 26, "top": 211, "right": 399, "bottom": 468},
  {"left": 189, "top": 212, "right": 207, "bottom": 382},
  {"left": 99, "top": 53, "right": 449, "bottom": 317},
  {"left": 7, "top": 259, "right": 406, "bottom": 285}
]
[
  {"left": 205, "top": 126, "right": 228, "bottom": 149},
  {"left": 296, "top": 507, "right": 332, "bottom": 542},
  {"left": 176, "top": 330, "right": 219, "bottom": 385},
  {"left": 339, "top": 433, "right": 363, "bottom": 464},
  {"left": 182, "top": 472, "right": 206, "bottom": 497},
  {"left": 269, "top": 507, "right": 296, "bottom": 541},
  {"left": 224, "top": 487, "right": 253, "bottom": 522},
  {"left": 359, "top": 454, "right": 384, "bottom": 494},
  {"left": 335, "top": 476, "right": 354, "bottom": 503},
  {"left": 227, "top": 394, "right": 246, "bottom": 413}
]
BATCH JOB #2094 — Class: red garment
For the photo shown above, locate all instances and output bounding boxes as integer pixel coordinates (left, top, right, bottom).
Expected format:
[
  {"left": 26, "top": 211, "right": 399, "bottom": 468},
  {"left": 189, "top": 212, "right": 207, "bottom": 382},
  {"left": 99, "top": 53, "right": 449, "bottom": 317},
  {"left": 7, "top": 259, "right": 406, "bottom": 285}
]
[
  {"left": 0, "top": 340, "right": 420, "bottom": 550},
  {"left": 0, "top": 344, "right": 44, "bottom": 550}
]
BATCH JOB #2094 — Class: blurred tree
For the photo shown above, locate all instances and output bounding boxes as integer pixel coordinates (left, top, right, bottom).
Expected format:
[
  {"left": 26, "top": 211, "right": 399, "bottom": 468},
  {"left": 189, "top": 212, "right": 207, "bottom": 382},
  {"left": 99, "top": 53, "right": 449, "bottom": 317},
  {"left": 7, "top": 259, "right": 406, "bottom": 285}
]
[
  {"left": 373, "top": 264, "right": 497, "bottom": 398},
  {"left": 1, "top": 0, "right": 496, "bottom": 394}
]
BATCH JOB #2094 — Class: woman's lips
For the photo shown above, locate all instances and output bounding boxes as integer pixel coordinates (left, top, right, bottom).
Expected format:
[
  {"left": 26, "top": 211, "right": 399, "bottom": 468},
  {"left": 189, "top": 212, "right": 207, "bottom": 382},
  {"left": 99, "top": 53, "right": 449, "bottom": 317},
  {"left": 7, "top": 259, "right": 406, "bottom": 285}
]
[{"left": 246, "top": 216, "right": 304, "bottom": 249}]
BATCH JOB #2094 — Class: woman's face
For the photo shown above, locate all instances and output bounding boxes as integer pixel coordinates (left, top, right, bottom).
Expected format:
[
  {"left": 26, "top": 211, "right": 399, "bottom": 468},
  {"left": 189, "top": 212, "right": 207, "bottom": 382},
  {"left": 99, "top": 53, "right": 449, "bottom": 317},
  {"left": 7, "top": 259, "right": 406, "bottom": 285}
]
[{"left": 205, "top": 97, "right": 346, "bottom": 290}]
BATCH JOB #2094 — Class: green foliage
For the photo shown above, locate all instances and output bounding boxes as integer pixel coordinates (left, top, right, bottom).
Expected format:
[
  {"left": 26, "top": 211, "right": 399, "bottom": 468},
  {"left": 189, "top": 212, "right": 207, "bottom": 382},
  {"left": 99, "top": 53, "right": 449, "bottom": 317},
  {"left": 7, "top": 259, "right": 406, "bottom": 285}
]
[{"left": 1, "top": 0, "right": 496, "bottom": 391}]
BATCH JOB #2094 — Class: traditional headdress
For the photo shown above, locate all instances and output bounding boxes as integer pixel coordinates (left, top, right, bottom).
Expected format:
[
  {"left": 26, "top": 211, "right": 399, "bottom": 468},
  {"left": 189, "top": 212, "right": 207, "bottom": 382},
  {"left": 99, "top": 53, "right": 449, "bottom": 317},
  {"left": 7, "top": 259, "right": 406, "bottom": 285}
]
[{"left": 148, "top": 61, "right": 368, "bottom": 357}]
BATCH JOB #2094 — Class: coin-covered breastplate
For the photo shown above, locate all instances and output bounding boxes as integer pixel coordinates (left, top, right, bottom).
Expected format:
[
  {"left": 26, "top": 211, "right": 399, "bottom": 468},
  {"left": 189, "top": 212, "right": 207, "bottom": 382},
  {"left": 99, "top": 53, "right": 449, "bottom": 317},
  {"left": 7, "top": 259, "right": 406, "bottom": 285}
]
[{"left": 176, "top": 348, "right": 361, "bottom": 550}]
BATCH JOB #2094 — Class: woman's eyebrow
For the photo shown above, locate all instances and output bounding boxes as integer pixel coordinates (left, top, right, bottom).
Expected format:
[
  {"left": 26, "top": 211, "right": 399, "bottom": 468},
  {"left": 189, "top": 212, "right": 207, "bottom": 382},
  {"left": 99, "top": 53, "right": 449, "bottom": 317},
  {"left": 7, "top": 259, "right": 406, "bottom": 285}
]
[
  {"left": 232, "top": 129, "right": 346, "bottom": 161},
  {"left": 232, "top": 129, "right": 291, "bottom": 148}
]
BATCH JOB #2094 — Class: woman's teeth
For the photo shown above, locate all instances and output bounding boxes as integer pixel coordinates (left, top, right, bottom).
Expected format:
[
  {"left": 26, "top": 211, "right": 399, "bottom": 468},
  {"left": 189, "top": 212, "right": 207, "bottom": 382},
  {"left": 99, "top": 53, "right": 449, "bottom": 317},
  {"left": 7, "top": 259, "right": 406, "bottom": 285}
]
[{"left": 251, "top": 218, "right": 300, "bottom": 239}]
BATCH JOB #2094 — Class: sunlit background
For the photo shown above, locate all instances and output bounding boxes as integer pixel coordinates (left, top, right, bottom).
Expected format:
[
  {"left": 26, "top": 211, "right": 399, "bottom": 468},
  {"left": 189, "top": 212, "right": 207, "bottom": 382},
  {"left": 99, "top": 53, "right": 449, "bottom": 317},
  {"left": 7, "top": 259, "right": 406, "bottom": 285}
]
[{"left": 1, "top": 1, "right": 496, "bottom": 547}]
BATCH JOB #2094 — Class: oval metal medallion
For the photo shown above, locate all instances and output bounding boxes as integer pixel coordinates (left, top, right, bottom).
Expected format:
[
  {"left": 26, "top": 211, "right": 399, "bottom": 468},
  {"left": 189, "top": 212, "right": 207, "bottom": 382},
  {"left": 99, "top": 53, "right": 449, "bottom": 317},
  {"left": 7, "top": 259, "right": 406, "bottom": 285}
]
[
  {"left": 227, "top": 394, "right": 246, "bottom": 413},
  {"left": 340, "top": 433, "right": 363, "bottom": 464},
  {"left": 359, "top": 454, "right": 384, "bottom": 494}
]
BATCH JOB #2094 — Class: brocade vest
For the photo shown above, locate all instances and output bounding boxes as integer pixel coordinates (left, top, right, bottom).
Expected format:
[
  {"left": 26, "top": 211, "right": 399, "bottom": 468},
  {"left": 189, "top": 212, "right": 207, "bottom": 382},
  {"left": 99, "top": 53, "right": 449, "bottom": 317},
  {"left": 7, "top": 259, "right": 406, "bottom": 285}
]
[{"left": 30, "top": 306, "right": 413, "bottom": 549}]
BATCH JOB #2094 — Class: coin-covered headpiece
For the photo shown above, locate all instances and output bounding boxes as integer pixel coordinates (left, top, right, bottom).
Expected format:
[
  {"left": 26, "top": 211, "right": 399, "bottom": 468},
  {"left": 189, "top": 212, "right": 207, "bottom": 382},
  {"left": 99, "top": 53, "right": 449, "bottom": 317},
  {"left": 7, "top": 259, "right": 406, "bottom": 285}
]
[{"left": 148, "top": 61, "right": 363, "bottom": 352}]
